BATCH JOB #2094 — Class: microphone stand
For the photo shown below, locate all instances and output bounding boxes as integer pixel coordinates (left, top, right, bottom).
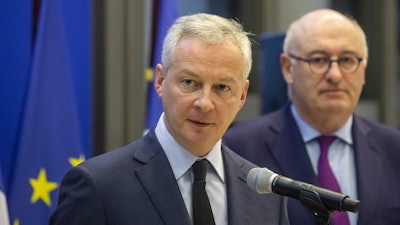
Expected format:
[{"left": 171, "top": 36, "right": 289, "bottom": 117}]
[{"left": 298, "top": 189, "right": 331, "bottom": 225}]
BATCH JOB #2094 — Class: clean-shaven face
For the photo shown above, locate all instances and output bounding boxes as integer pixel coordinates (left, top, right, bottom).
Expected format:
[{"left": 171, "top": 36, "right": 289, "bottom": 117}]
[
  {"left": 286, "top": 12, "right": 367, "bottom": 125},
  {"left": 155, "top": 36, "right": 249, "bottom": 156}
]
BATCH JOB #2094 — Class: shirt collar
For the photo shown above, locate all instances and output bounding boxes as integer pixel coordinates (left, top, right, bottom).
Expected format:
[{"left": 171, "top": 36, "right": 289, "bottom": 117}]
[
  {"left": 290, "top": 105, "right": 353, "bottom": 144},
  {"left": 155, "top": 113, "right": 225, "bottom": 182}
]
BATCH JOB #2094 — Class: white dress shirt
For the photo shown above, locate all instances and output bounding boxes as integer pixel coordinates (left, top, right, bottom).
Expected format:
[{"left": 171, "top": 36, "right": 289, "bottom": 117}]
[{"left": 155, "top": 113, "right": 227, "bottom": 225}]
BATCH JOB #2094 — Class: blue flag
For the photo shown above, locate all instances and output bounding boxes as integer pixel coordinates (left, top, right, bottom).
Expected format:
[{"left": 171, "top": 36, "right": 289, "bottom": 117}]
[
  {"left": 145, "top": 0, "right": 178, "bottom": 129},
  {"left": 0, "top": 167, "right": 10, "bottom": 225},
  {"left": 6, "top": 0, "right": 87, "bottom": 224}
]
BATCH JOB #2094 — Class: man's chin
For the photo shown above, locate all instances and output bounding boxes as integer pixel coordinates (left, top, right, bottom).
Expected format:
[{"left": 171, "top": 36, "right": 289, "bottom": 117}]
[{"left": 321, "top": 102, "right": 349, "bottom": 113}]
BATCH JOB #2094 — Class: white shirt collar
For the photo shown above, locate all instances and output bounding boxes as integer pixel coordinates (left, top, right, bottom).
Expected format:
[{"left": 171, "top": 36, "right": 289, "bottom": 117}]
[
  {"left": 290, "top": 105, "right": 353, "bottom": 144},
  {"left": 155, "top": 113, "right": 225, "bottom": 182}
]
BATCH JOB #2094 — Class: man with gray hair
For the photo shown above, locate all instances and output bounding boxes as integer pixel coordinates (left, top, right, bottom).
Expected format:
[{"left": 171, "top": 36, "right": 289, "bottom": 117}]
[{"left": 50, "top": 13, "right": 289, "bottom": 225}]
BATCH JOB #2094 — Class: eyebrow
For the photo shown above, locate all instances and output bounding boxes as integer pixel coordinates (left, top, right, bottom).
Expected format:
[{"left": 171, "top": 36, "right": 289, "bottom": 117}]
[
  {"left": 306, "top": 50, "right": 328, "bottom": 57},
  {"left": 216, "top": 75, "right": 238, "bottom": 83},
  {"left": 306, "top": 50, "right": 360, "bottom": 57},
  {"left": 178, "top": 69, "right": 198, "bottom": 77},
  {"left": 178, "top": 69, "right": 239, "bottom": 83}
]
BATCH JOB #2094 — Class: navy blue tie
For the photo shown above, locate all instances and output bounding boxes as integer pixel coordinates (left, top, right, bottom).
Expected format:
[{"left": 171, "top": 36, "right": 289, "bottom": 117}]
[{"left": 192, "top": 159, "right": 215, "bottom": 225}]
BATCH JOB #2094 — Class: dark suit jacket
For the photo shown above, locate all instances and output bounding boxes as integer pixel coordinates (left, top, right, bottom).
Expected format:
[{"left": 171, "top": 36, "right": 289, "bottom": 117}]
[
  {"left": 223, "top": 103, "right": 400, "bottom": 225},
  {"left": 50, "top": 129, "right": 289, "bottom": 225}
]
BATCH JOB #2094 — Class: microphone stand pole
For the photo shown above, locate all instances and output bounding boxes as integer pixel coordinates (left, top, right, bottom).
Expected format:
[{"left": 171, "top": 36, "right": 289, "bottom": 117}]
[{"left": 298, "top": 189, "right": 331, "bottom": 225}]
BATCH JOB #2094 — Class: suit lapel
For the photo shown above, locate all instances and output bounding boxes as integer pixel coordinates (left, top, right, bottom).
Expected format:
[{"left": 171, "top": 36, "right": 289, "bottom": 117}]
[
  {"left": 133, "top": 130, "right": 191, "bottom": 225},
  {"left": 222, "top": 147, "right": 252, "bottom": 225},
  {"left": 268, "top": 105, "right": 317, "bottom": 184},
  {"left": 352, "top": 117, "right": 382, "bottom": 223}
]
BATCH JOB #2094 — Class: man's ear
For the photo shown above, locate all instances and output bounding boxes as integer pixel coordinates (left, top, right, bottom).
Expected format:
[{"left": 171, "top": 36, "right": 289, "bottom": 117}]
[
  {"left": 154, "top": 64, "right": 164, "bottom": 97},
  {"left": 239, "top": 80, "right": 249, "bottom": 109},
  {"left": 280, "top": 53, "right": 294, "bottom": 84}
]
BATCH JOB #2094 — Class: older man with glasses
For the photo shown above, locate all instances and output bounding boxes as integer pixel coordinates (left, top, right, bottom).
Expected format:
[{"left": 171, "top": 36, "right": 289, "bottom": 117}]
[{"left": 224, "top": 8, "right": 400, "bottom": 225}]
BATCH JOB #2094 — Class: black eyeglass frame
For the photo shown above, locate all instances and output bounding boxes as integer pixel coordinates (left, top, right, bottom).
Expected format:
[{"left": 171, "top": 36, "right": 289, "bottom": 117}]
[{"left": 288, "top": 53, "right": 363, "bottom": 74}]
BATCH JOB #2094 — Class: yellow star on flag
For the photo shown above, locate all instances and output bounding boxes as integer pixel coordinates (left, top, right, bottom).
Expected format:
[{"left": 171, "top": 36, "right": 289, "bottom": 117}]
[
  {"left": 29, "top": 168, "right": 58, "bottom": 206},
  {"left": 13, "top": 219, "right": 19, "bottom": 225},
  {"left": 69, "top": 154, "right": 85, "bottom": 167}
]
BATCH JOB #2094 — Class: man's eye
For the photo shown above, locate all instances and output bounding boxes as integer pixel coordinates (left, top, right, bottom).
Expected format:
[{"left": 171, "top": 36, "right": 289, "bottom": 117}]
[
  {"left": 310, "top": 57, "right": 328, "bottom": 64},
  {"left": 183, "top": 79, "right": 193, "bottom": 86},
  {"left": 340, "top": 57, "right": 356, "bottom": 64},
  {"left": 216, "top": 84, "right": 229, "bottom": 91},
  {"left": 310, "top": 57, "right": 329, "bottom": 68}
]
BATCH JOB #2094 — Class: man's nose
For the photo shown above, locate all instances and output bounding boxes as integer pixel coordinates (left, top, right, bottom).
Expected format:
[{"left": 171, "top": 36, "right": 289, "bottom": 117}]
[
  {"left": 325, "top": 60, "right": 343, "bottom": 81},
  {"left": 193, "top": 89, "right": 214, "bottom": 112}
]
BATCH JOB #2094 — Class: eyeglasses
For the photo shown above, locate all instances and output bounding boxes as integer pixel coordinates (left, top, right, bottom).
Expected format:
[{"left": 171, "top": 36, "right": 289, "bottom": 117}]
[{"left": 288, "top": 53, "right": 363, "bottom": 74}]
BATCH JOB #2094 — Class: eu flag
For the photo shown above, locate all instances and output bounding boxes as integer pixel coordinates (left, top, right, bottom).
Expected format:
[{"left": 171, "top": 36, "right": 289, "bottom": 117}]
[
  {"left": 6, "top": 0, "right": 87, "bottom": 224},
  {"left": 145, "top": 0, "right": 178, "bottom": 130}
]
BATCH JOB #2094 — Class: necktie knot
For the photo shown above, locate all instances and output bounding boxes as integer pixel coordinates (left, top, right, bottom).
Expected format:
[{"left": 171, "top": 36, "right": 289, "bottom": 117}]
[
  {"left": 192, "top": 159, "right": 209, "bottom": 181},
  {"left": 317, "top": 135, "right": 337, "bottom": 155}
]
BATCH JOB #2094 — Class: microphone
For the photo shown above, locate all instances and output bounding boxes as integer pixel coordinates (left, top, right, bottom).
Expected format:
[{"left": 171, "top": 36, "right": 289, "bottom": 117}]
[{"left": 247, "top": 167, "right": 361, "bottom": 213}]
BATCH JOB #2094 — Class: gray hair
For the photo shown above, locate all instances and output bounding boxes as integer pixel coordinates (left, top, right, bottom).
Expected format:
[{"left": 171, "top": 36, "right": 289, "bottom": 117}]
[{"left": 161, "top": 13, "right": 253, "bottom": 80}]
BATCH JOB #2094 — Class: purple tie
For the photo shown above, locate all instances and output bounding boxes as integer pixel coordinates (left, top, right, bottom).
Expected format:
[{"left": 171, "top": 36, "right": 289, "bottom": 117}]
[{"left": 317, "top": 136, "right": 350, "bottom": 225}]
